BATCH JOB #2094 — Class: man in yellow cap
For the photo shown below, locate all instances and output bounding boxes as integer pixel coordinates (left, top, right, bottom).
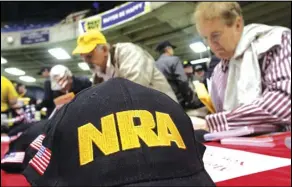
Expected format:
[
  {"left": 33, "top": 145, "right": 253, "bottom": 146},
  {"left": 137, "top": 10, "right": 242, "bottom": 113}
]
[{"left": 72, "top": 30, "right": 177, "bottom": 102}]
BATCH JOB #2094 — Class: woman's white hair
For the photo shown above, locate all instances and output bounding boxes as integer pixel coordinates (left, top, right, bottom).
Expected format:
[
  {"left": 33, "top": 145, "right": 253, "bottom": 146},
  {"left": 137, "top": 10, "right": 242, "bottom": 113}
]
[{"left": 194, "top": 2, "right": 243, "bottom": 27}]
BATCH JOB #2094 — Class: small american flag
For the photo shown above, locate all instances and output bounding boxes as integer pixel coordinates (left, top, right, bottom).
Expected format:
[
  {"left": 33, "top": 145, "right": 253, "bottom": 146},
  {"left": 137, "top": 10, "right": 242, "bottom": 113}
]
[
  {"left": 29, "top": 134, "right": 45, "bottom": 150},
  {"left": 1, "top": 152, "right": 25, "bottom": 164},
  {"left": 29, "top": 145, "right": 51, "bottom": 175}
]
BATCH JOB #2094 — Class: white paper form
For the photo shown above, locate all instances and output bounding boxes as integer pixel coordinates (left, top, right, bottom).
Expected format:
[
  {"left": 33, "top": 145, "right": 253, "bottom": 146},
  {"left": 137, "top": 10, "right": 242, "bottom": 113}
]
[{"left": 203, "top": 145, "right": 291, "bottom": 183}]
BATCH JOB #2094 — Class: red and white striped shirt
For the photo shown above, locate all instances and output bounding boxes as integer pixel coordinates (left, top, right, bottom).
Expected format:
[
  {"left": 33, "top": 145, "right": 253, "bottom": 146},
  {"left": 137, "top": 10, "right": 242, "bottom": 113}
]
[{"left": 206, "top": 31, "right": 291, "bottom": 132}]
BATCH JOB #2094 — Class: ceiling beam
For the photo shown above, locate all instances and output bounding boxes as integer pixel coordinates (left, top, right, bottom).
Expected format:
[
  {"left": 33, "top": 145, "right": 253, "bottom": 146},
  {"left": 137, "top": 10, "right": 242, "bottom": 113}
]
[
  {"left": 248, "top": 7, "right": 291, "bottom": 25},
  {"left": 243, "top": 2, "right": 291, "bottom": 22},
  {"left": 138, "top": 24, "right": 194, "bottom": 46},
  {"left": 121, "top": 18, "right": 162, "bottom": 35},
  {"left": 131, "top": 23, "right": 174, "bottom": 42}
]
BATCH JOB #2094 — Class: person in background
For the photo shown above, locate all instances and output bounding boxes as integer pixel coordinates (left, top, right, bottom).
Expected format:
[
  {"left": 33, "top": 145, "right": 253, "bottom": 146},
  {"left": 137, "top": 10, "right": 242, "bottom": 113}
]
[
  {"left": 1, "top": 76, "right": 25, "bottom": 134},
  {"left": 16, "top": 83, "right": 37, "bottom": 105},
  {"left": 183, "top": 62, "right": 196, "bottom": 90},
  {"left": 193, "top": 64, "right": 206, "bottom": 82},
  {"left": 155, "top": 41, "right": 202, "bottom": 109},
  {"left": 36, "top": 66, "right": 54, "bottom": 116},
  {"left": 50, "top": 65, "right": 92, "bottom": 97},
  {"left": 72, "top": 30, "right": 177, "bottom": 102},
  {"left": 205, "top": 55, "right": 220, "bottom": 80},
  {"left": 1, "top": 76, "right": 19, "bottom": 113},
  {"left": 37, "top": 65, "right": 92, "bottom": 117},
  {"left": 38, "top": 66, "right": 51, "bottom": 79},
  {"left": 183, "top": 62, "right": 195, "bottom": 81},
  {"left": 193, "top": 2, "right": 291, "bottom": 132},
  {"left": 201, "top": 55, "right": 221, "bottom": 92}
]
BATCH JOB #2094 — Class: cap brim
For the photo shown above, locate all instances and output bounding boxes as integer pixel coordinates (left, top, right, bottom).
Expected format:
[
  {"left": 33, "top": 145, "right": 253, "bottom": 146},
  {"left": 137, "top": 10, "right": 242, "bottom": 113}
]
[
  {"left": 123, "top": 169, "right": 215, "bottom": 186},
  {"left": 24, "top": 168, "right": 215, "bottom": 187},
  {"left": 171, "top": 45, "right": 177, "bottom": 49},
  {"left": 72, "top": 44, "right": 97, "bottom": 55}
]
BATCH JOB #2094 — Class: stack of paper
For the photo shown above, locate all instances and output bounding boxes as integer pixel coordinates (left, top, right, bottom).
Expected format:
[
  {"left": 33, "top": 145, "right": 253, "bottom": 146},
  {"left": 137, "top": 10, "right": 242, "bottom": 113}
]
[
  {"left": 204, "top": 125, "right": 279, "bottom": 141},
  {"left": 203, "top": 146, "right": 291, "bottom": 183},
  {"left": 220, "top": 137, "right": 276, "bottom": 147}
]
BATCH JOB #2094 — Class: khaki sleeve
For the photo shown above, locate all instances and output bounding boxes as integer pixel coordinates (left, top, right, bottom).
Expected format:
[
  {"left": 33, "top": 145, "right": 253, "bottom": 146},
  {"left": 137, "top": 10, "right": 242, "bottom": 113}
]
[{"left": 116, "top": 43, "right": 153, "bottom": 87}]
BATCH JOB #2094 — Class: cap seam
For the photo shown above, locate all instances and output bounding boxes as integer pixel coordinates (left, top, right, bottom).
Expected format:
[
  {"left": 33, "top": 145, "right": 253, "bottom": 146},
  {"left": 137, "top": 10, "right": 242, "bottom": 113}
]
[{"left": 48, "top": 101, "right": 74, "bottom": 184}]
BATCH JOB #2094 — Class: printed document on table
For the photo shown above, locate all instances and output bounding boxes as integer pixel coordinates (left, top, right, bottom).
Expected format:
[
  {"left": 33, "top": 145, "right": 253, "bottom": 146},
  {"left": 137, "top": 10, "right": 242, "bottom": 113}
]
[{"left": 203, "top": 145, "right": 291, "bottom": 182}]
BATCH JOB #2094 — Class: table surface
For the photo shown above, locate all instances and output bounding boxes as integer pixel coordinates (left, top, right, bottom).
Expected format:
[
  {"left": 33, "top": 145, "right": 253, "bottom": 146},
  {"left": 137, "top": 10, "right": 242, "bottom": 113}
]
[
  {"left": 1, "top": 132, "right": 291, "bottom": 187},
  {"left": 206, "top": 132, "right": 291, "bottom": 186}
]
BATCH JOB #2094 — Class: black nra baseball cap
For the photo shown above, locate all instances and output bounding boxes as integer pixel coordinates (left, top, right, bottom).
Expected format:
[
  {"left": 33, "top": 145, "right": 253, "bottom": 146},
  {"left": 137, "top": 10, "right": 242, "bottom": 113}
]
[{"left": 23, "top": 78, "right": 215, "bottom": 186}]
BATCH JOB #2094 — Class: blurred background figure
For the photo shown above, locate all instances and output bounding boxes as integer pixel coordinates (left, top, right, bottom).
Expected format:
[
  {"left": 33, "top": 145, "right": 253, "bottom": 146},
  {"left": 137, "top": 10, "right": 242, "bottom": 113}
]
[
  {"left": 193, "top": 64, "right": 206, "bottom": 82},
  {"left": 38, "top": 66, "right": 51, "bottom": 79},
  {"left": 50, "top": 64, "right": 91, "bottom": 95},
  {"left": 183, "top": 61, "right": 195, "bottom": 80},
  {"left": 183, "top": 61, "right": 196, "bottom": 90},
  {"left": 1, "top": 76, "right": 28, "bottom": 134},
  {"left": 44, "top": 65, "right": 91, "bottom": 113},
  {"left": 205, "top": 55, "right": 221, "bottom": 81},
  {"left": 1, "top": 76, "right": 19, "bottom": 114},
  {"left": 36, "top": 65, "right": 91, "bottom": 117},
  {"left": 155, "top": 41, "right": 203, "bottom": 110},
  {"left": 15, "top": 83, "right": 37, "bottom": 105},
  {"left": 35, "top": 66, "right": 53, "bottom": 116},
  {"left": 202, "top": 55, "right": 221, "bottom": 92}
]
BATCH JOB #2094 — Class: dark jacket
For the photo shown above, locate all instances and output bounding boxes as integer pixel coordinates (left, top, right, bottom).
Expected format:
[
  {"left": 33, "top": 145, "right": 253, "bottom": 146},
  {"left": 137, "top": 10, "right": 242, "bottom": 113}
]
[
  {"left": 37, "top": 76, "right": 91, "bottom": 116},
  {"left": 203, "top": 56, "right": 221, "bottom": 90},
  {"left": 155, "top": 54, "right": 203, "bottom": 109},
  {"left": 36, "top": 79, "right": 54, "bottom": 116}
]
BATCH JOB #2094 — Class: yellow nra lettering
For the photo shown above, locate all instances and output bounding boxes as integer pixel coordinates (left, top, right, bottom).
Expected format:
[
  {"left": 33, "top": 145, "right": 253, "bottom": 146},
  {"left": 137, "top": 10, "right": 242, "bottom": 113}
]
[{"left": 78, "top": 110, "right": 186, "bottom": 166}]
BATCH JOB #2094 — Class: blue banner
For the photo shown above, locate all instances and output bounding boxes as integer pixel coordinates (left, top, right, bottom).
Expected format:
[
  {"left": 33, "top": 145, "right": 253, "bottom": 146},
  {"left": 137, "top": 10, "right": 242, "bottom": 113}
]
[
  {"left": 21, "top": 30, "right": 50, "bottom": 45},
  {"left": 1, "top": 22, "right": 57, "bottom": 32},
  {"left": 101, "top": 2, "right": 146, "bottom": 29}
]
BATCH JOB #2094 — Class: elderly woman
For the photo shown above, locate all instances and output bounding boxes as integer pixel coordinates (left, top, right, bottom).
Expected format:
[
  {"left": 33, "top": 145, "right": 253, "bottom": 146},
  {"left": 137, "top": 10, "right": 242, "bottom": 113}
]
[{"left": 193, "top": 2, "right": 291, "bottom": 132}]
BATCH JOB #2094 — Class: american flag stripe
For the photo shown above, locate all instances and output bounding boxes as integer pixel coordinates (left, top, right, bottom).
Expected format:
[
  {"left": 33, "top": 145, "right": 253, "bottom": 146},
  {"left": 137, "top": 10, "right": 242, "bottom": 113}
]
[
  {"left": 29, "top": 134, "right": 45, "bottom": 150},
  {"left": 1, "top": 152, "right": 25, "bottom": 163},
  {"left": 207, "top": 31, "right": 291, "bottom": 133},
  {"left": 29, "top": 145, "right": 51, "bottom": 175}
]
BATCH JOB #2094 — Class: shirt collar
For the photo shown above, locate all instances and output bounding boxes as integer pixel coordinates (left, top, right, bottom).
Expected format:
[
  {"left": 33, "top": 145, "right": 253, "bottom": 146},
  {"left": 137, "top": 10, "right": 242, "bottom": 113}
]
[
  {"left": 221, "top": 59, "right": 229, "bottom": 73},
  {"left": 98, "top": 53, "right": 116, "bottom": 81}
]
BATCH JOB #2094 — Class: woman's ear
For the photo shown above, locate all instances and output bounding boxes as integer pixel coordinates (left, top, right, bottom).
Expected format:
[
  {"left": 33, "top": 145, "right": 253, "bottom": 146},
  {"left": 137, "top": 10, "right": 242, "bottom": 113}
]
[{"left": 235, "top": 16, "right": 243, "bottom": 31}]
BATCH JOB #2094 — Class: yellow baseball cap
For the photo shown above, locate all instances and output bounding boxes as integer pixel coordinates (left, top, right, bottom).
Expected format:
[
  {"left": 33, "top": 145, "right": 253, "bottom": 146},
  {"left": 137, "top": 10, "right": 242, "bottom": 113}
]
[{"left": 72, "top": 30, "right": 107, "bottom": 55}]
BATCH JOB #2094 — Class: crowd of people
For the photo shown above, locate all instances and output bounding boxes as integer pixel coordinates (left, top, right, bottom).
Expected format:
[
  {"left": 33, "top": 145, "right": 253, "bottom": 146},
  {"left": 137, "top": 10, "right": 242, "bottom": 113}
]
[{"left": 1, "top": 2, "right": 291, "bottom": 186}]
